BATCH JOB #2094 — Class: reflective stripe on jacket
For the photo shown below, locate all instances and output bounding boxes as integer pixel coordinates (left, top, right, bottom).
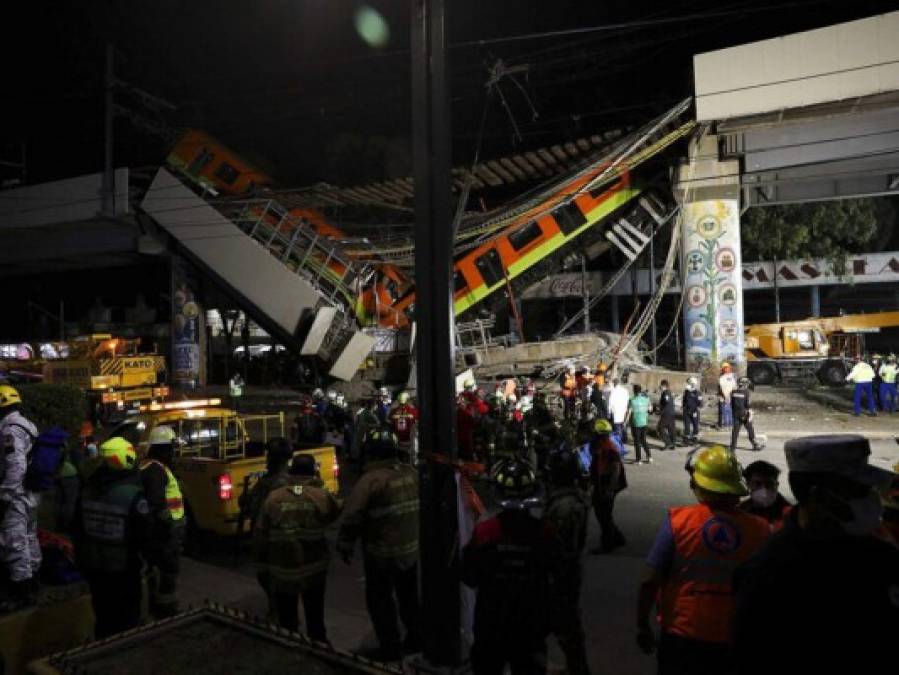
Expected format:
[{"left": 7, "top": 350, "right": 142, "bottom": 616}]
[
  {"left": 659, "top": 503, "right": 770, "bottom": 643},
  {"left": 140, "top": 459, "right": 185, "bottom": 522}
]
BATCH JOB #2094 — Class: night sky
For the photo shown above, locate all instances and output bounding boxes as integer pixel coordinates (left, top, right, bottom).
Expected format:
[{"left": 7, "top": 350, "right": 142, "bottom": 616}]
[{"left": 4, "top": 0, "right": 898, "bottom": 188}]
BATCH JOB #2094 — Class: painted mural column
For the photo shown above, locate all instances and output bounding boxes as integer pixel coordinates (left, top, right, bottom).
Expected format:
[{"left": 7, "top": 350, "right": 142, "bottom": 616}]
[
  {"left": 675, "top": 134, "right": 743, "bottom": 378},
  {"left": 171, "top": 257, "right": 206, "bottom": 389}
]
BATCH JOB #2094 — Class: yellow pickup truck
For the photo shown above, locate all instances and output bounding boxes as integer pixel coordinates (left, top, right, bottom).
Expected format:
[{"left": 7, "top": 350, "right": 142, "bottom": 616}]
[{"left": 105, "top": 399, "right": 338, "bottom": 537}]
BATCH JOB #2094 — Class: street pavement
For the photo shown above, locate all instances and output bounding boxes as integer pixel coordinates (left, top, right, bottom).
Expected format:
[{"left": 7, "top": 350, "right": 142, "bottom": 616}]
[{"left": 181, "top": 432, "right": 899, "bottom": 674}]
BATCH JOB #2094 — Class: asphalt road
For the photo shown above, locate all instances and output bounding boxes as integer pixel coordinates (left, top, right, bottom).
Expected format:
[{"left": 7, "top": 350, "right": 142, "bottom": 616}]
[{"left": 182, "top": 435, "right": 899, "bottom": 674}]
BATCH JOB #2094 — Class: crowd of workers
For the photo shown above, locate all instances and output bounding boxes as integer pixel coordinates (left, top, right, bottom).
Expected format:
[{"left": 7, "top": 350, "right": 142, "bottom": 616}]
[
  {"left": 845, "top": 352, "right": 899, "bottom": 415},
  {"left": 1, "top": 375, "right": 897, "bottom": 675}
]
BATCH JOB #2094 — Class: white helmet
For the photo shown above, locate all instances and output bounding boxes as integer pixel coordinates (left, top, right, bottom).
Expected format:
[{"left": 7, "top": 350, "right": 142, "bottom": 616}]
[
  {"left": 506, "top": 393, "right": 517, "bottom": 404},
  {"left": 149, "top": 425, "right": 176, "bottom": 446},
  {"left": 335, "top": 393, "right": 346, "bottom": 407},
  {"left": 378, "top": 386, "right": 389, "bottom": 397},
  {"left": 312, "top": 388, "right": 325, "bottom": 400},
  {"left": 463, "top": 379, "right": 476, "bottom": 391},
  {"left": 327, "top": 390, "right": 337, "bottom": 401},
  {"left": 519, "top": 395, "right": 533, "bottom": 413},
  {"left": 686, "top": 377, "right": 698, "bottom": 389}
]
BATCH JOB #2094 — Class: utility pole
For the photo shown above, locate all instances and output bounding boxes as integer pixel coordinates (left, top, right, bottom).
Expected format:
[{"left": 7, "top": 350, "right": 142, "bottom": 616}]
[
  {"left": 411, "top": 0, "right": 461, "bottom": 668},
  {"left": 102, "top": 43, "right": 116, "bottom": 217}
]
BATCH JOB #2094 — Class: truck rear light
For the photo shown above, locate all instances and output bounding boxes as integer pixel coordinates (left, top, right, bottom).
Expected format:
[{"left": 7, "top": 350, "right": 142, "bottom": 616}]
[
  {"left": 218, "top": 473, "right": 233, "bottom": 501},
  {"left": 333, "top": 461, "right": 340, "bottom": 480}
]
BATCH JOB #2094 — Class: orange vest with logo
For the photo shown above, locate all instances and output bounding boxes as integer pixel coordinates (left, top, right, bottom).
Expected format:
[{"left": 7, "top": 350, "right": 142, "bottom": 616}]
[{"left": 659, "top": 503, "right": 770, "bottom": 643}]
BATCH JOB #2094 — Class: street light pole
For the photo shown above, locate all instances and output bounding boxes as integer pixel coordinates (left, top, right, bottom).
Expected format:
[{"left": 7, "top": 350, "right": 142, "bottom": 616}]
[{"left": 411, "top": 0, "right": 461, "bottom": 667}]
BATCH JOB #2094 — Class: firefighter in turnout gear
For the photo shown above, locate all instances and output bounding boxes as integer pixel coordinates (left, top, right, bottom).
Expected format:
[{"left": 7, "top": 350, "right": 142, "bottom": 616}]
[
  {"left": 73, "top": 437, "right": 151, "bottom": 638},
  {"left": 0, "top": 385, "right": 41, "bottom": 612},
  {"left": 526, "top": 392, "right": 559, "bottom": 474},
  {"left": 637, "top": 446, "right": 769, "bottom": 674},
  {"left": 336, "top": 429, "right": 422, "bottom": 661},
  {"left": 254, "top": 453, "right": 342, "bottom": 641},
  {"left": 388, "top": 392, "right": 419, "bottom": 463},
  {"left": 475, "top": 394, "right": 506, "bottom": 465},
  {"left": 463, "top": 458, "right": 560, "bottom": 675},
  {"left": 545, "top": 450, "right": 592, "bottom": 675},
  {"left": 139, "top": 425, "right": 186, "bottom": 618}
]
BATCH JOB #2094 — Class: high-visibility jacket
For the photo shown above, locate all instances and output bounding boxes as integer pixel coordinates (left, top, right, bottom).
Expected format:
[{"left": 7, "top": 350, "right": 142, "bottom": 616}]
[
  {"left": 140, "top": 459, "right": 185, "bottom": 522},
  {"left": 78, "top": 470, "right": 148, "bottom": 574},
  {"left": 338, "top": 459, "right": 420, "bottom": 568},
  {"left": 847, "top": 362, "right": 875, "bottom": 383},
  {"left": 879, "top": 364, "right": 898, "bottom": 384},
  {"left": 254, "top": 477, "right": 342, "bottom": 593},
  {"left": 659, "top": 503, "right": 770, "bottom": 643},
  {"left": 561, "top": 374, "right": 577, "bottom": 398}
]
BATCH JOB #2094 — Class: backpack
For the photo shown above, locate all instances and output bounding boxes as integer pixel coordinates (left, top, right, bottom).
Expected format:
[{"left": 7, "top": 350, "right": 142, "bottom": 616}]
[{"left": 11, "top": 424, "right": 68, "bottom": 492}]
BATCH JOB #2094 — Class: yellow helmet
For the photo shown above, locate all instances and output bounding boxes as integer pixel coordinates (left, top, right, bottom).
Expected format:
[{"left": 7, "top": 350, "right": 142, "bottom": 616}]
[
  {"left": 690, "top": 445, "right": 748, "bottom": 496},
  {"left": 0, "top": 385, "right": 22, "bottom": 408},
  {"left": 100, "top": 437, "right": 137, "bottom": 471},
  {"left": 398, "top": 391, "right": 410, "bottom": 405},
  {"left": 594, "top": 419, "right": 613, "bottom": 434}
]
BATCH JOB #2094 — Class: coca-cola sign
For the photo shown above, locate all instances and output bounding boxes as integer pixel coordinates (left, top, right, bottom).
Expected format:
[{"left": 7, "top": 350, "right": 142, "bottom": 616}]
[{"left": 522, "top": 272, "right": 604, "bottom": 299}]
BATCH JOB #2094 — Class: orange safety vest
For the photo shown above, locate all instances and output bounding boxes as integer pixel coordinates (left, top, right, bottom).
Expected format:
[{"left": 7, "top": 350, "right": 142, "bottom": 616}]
[
  {"left": 561, "top": 374, "right": 577, "bottom": 398},
  {"left": 659, "top": 503, "right": 770, "bottom": 643},
  {"left": 593, "top": 373, "right": 605, "bottom": 388}
]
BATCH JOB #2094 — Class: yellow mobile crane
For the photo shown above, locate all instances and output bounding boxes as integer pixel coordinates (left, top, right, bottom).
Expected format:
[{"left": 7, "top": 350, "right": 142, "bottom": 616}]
[{"left": 745, "top": 310, "right": 899, "bottom": 385}]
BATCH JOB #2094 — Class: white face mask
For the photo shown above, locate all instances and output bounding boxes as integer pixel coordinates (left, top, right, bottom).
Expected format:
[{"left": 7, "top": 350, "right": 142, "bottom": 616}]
[
  {"left": 751, "top": 488, "right": 778, "bottom": 508},
  {"left": 841, "top": 493, "right": 884, "bottom": 537}
]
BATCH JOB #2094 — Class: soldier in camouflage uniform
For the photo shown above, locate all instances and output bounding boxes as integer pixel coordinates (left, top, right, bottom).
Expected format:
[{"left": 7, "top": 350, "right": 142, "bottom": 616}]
[
  {"left": 545, "top": 449, "right": 592, "bottom": 675},
  {"left": 254, "top": 453, "right": 342, "bottom": 641},
  {"left": 336, "top": 429, "right": 422, "bottom": 661}
]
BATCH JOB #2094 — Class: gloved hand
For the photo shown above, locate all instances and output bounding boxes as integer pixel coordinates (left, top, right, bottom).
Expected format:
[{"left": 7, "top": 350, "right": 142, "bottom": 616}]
[
  {"left": 636, "top": 626, "right": 657, "bottom": 654},
  {"left": 336, "top": 539, "right": 354, "bottom": 565}
]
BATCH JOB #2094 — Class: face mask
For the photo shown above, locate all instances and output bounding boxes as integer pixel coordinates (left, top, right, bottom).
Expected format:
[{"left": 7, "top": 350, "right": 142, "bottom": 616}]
[
  {"left": 841, "top": 493, "right": 884, "bottom": 537},
  {"left": 751, "top": 488, "right": 777, "bottom": 508}
]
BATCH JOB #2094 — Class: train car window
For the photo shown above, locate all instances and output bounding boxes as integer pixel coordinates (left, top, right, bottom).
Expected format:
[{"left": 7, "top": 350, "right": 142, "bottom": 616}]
[
  {"left": 553, "top": 201, "right": 587, "bottom": 235},
  {"left": 453, "top": 270, "right": 468, "bottom": 294},
  {"left": 474, "top": 248, "right": 504, "bottom": 287},
  {"left": 213, "top": 161, "right": 240, "bottom": 185},
  {"left": 187, "top": 148, "right": 214, "bottom": 176},
  {"left": 508, "top": 221, "right": 543, "bottom": 251}
]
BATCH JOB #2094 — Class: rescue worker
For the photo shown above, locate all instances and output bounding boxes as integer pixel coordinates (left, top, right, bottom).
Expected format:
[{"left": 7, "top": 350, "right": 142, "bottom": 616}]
[
  {"left": 656, "top": 380, "right": 677, "bottom": 450},
  {"left": 560, "top": 365, "right": 578, "bottom": 419},
  {"left": 254, "top": 453, "right": 342, "bottom": 641},
  {"left": 739, "top": 460, "right": 792, "bottom": 529},
  {"left": 73, "top": 437, "right": 151, "bottom": 638},
  {"left": 629, "top": 384, "right": 652, "bottom": 464},
  {"left": 589, "top": 419, "right": 627, "bottom": 554},
  {"left": 293, "top": 396, "right": 326, "bottom": 446},
  {"left": 503, "top": 393, "right": 528, "bottom": 462},
  {"left": 593, "top": 363, "right": 608, "bottom": 389},
  {"left": 717, "top": 363, "right": 736, "bottom": 429},
  {"left": 733, "top": 435, "right": 899, "bottom": 674},
  {"left": 608, "top": 378, "right": 630, "bottom": 445},
  {"left": 878, "top": 353, "right": 897, "bottom": 413},
  {"left": 590, "top": 371, "right": 609, "bottom": 421},
  {"left": 682, "top": 377, "right": 702, "bottom": 445},
  {"left": 312, "top": 388, "right": 328, "bottom": 416},
  {"left": 636, "top": 446, "right": 769, "bottom": 675},
  {"left": 458, "top": 379, "right": 487, "bottom": 460},
  {"left": 475, "top": 394, "right": 506, "bottom": 466},
  {"left": 0, "top": 385, "right": 41, "bottom": 612},
  {"left": 336, "top": 430, "right": 422, "bottom": 661},
  {"left": 352, "top": 398, "right": 381, "bottom": 466},
  {"left": 545, "top": 450, "right": 591, "bottom": 675},
  {"left": 462, "top": 458, "right": 559, "bottom": 675},
  {"left": 729, "top": 377, "right": 763, "bottom": 453},
  {"left": 376, "top": 387, "right": 392, "bottom": 425},
  {"left": 387, "top": 391, "right": 418, "bottom": 463},
  {"left": 240, "top": 437, "right": 293, "bottom": 530},
  {"left": 526, "top": 392, "right": 559, "bottom": 473},
  {"left": 871, "top": 353, "right": 884, "bottom": 410},
  {"left": 139, "top": 425, "right": 186, "bottom": 618},
  {"left": 846, "top": 356, "right": 877, "bottom": 416}
]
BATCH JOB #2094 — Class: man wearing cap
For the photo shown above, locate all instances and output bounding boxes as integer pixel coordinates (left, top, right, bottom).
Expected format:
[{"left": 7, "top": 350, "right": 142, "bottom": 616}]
[
  {"left": 254, "top": 453, "right": 342, "bottom": 641},
  {"left": 733, "top": 435, "right": 899, "bottom": 674},
  {"left": 846, "top": 356, "right": 877, "bottom": 416},
  {"left": 636, "top": 446, "right": 769, "bottom": 674}
]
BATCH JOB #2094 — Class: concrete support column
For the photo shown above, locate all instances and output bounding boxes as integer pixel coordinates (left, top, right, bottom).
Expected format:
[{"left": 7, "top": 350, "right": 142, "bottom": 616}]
[
  {"left": 810, "top": 285, "right": 821, "bottom": 317},
  {"left": 674, "top": 134, "right": 743, "bottom": 380},
  {"left": 171, "top": 257, "right": 206, "bottom": 389}
]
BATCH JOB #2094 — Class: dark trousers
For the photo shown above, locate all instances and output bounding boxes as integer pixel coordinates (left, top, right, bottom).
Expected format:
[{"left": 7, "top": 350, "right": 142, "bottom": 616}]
[
  {"left": 853, "top": 382, "right": 875, "bottom": 414},
  {"left": 146, "top": 525, "right": 183, "bottom": 618},
  {"left": 592, "top": 492, "right": 624, "bottom": 550},
  {"left": 88, "top": 571, "right": 142, "bottom": 639},
  {"left": 471, "top": 638, "right": 547, "bottom": 675},
  {"left": 364, "top": 559, "right": 422, "bottom": 654},
  {"left": 273, "top": 573, "right": 328, "bottom": 642},
  {"left": 658, "top": 632, "right": 734, "bottom": 675},
  {"left": 657, "top": 416, "right": 677, "bottom": 448},
  {"left": 729, "top": 418, "right": 756, "bottom": 452},
  {"left": 631, "top": 426, "right": 650, "bottom": 461},
  {"left": 682, "top": 411, "right": 699, "bottom": 441},
  {"left": 552, "top": 573, "right": 591, "bottom": 675}
]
